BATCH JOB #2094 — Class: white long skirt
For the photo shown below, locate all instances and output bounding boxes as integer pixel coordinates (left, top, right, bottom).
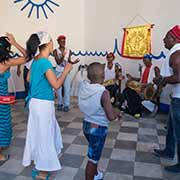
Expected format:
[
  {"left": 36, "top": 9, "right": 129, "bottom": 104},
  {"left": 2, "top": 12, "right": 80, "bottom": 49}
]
[{"left": 22, "top": 98, "right": 63, "bottom": 171}]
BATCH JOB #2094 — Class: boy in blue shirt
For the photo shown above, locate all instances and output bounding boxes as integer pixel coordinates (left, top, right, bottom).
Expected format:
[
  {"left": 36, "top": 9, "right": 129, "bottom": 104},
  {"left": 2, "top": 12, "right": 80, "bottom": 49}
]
[{"left": 78, "top": 62, "right": 122, "bottom": 180}]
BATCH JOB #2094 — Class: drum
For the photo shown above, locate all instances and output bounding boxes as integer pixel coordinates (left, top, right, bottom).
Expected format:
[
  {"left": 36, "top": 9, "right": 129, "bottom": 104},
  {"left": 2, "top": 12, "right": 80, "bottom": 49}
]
[
  {"left": 126, "top": 81, "right": 156, "bottom": 100},
  {"left": 103, "top": 79, "right": 116, "bottom": 87},
  {"left": 143, "top": 83, "right": 156, "bottom": 100},
  {"left": 126, "top": 80, "right": 142, "bottom": 93}
]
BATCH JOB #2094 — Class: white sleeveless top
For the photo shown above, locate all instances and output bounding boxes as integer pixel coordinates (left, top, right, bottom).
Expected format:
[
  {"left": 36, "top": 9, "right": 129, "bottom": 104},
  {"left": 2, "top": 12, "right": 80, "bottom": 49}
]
[
  {"left": 55, "top": 48, "right": 69, "bottom": 72},
  {"left": 104, "top": 63, "right": 116, "bottom": 81},
  {"left": 161, "top": 43, "right": 180, "bottom": 98},
  {"left": 78, "top": 81, "right": 109, "bottom": 127}
]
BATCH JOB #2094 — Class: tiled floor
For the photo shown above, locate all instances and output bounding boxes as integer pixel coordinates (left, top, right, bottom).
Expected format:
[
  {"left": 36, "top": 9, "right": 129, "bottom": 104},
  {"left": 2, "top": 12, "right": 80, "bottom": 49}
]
[{"left": 0, "top": 98, "right": 180, "bottom": 180}]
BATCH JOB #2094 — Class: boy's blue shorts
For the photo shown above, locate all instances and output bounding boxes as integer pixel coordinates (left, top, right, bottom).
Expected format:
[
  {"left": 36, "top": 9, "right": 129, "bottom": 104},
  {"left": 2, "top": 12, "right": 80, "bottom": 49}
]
[{"left": 83, "top": 121, "right": 108, "bottom": 164}]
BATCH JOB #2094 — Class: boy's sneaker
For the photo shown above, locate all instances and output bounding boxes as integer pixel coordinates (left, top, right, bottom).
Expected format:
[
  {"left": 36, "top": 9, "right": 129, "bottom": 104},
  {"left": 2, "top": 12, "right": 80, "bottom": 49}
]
[
  {"left": 94, "top": 170, "right": 103, "bottom": 180},
  {"left": 134, "top": 113, "right": 141, "bottom": 118},
  {"left": 110, "top": 97, "right": 115, "bottom": 103},
  {"left": 57, "top": 104, "right": 63, "bottom": 111}
]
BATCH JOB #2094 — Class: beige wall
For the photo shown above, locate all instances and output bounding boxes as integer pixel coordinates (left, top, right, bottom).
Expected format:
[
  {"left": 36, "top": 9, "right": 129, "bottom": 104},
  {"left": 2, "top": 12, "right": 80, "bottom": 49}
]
[
  {"left": 84, "top": 0, "right": 180, "bottom": 70},
  {"left": 83, "top": 0, "right": 180, "bottom": 104},
  {"left": 0, "top": 0, "right": 84, "bottom": 92},
  {"left": 1, "top": 0, "right": 179, "bottom": 103}
]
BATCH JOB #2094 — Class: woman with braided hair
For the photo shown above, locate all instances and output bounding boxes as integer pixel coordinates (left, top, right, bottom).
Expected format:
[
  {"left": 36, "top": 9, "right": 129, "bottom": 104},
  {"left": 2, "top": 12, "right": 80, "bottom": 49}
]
[{"left": 0, "top": 33, "right": 26, "bottom": 165}]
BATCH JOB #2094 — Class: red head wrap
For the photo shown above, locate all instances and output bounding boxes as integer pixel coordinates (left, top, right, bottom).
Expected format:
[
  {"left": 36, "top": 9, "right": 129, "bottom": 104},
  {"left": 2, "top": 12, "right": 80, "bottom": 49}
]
[
  {"left": 106, "top": 52, "right": 115, "bottom": 59},
  {"left": 57, "top": 35, "right": 66, "bottom": 41},
  {"left": 170, "top": 25, "right": 180, "bottom": 42}
]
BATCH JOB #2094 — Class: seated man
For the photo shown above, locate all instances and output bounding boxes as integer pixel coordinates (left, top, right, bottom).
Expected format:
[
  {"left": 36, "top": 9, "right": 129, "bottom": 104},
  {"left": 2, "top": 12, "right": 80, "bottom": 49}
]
[
  {"left": 103, "top": 52, "right": 122, "bottom": 104},
  {"left": 120, "top": 80, "right": 142, "bottom": 117},
  {"left": 119, "top": 54, "right": 158, "bottom": 118}
]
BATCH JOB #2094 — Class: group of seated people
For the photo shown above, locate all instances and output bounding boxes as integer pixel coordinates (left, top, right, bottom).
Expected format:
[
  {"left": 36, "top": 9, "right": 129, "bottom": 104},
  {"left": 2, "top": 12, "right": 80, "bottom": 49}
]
[
  {"left": 102, "top": 53, "right": 160, "bottom": 118},
  {"left": 18, "top": 32, "right": 159, "bottom": 119}
]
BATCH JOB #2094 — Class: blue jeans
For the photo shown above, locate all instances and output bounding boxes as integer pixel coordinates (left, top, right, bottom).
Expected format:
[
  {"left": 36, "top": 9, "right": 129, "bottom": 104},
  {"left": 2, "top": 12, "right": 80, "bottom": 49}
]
[
  {"left": 165, "top": 98, "right": 180, "bottom": 157},
  {"left": 56, "top": 71, "right": 71, "bottom": 107},
  {"left": 83, "top": 121, "right": 108, "bottom": 164}
]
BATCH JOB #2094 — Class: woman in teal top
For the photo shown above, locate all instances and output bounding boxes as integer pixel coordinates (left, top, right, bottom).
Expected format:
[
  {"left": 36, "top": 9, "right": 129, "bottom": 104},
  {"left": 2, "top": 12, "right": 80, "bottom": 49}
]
[
  {"left": 22, "top": 31, "right": 72, "bottom": 180},
  {"left": 0, "top": 34, "right": 27, "bottom": 165},
  {"left": 29, "top": 58, "right": 54, "bottom": 101}
]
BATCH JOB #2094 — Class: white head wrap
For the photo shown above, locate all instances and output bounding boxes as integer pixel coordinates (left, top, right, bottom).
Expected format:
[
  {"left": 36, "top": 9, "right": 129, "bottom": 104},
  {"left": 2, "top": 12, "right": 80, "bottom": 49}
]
[{"left": 36, "top": 31, "right": 52, "bottom": 46}]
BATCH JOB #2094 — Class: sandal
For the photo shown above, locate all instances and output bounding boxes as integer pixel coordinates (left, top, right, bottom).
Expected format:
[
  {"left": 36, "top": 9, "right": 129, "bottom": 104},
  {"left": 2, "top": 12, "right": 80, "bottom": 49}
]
[
  {"left": 0, "top": 154, "right": 10, "bottom": 166},
  {"left": 32, "top": 169, "right": 51, "bottom": 180}
]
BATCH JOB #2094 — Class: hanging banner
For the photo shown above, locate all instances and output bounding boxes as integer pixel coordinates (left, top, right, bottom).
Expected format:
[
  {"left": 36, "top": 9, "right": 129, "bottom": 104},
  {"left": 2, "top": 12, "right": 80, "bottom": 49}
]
[{"left": 121, "top": 24, "right": 152, "bottom": 59}]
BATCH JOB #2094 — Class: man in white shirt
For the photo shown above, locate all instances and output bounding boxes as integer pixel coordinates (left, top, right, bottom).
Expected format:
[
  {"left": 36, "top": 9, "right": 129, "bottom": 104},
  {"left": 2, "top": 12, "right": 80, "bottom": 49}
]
[
  {"left": 154, "top": 25, "right": 180, "bottom": 173},
  {"left": 53, "top": 35, "right": 79, "bottom": 112}
]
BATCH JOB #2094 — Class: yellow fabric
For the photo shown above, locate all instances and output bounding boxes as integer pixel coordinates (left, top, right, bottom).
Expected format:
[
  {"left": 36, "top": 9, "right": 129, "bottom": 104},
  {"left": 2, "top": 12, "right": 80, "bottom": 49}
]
[{"left": 122, "top": 24, "right": 152, "bottom": 58}]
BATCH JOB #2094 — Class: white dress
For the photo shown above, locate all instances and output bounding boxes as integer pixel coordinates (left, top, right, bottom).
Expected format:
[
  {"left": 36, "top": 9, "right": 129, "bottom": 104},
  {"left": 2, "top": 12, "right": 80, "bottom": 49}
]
[{"left": 22, "top": 98, "right": 63, "bottom": 171}]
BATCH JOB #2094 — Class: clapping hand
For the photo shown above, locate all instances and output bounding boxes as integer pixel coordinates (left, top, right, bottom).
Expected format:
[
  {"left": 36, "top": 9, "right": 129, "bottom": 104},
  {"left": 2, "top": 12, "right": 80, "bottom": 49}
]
[{"left": 68, "top": 50, "right": 80, "bottom": 64}]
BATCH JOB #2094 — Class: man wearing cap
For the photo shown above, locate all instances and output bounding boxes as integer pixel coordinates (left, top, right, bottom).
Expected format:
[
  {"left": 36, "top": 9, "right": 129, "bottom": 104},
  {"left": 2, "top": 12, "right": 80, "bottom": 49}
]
[
  {"left": 153, "top": 25, "right": 180, "bottom": 173},
  {"left": 54, "top": 35, "right": 79, "bottom": 112}
]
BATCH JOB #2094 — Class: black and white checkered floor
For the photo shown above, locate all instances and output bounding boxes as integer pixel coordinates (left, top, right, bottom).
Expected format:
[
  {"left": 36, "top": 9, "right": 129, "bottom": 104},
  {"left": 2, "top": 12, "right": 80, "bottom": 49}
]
[{"left": 0, "top": 98, "right": 180, "bottom": 180}]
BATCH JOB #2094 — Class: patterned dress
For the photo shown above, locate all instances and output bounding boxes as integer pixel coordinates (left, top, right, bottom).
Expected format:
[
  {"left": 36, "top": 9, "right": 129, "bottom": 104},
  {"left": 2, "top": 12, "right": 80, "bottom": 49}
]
[{"left": 0, "top": 71, "right": 12, "bottom": 147}]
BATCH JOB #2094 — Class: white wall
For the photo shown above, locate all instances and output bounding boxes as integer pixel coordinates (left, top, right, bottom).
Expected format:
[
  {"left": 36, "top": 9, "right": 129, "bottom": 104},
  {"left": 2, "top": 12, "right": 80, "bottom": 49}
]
[{"left": 1, "top": 0, "right": 180, "bottom": 103}]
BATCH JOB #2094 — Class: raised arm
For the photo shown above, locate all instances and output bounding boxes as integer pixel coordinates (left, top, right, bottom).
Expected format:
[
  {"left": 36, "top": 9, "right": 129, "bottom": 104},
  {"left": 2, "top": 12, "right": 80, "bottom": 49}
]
[
  {"left": 5, "top": 57, "right": 27, "bottom": 66},
  {"left": 67, "top": 50, "right": 80, "bottom": 64},
  {"left": 6, "top": 33, "right": 26, "bottom": 57},
  {"left": 45, "top": 62, "right": 72, "bottom": 89},
  {"left": 4, "top": 33, "right": 27, "bottom": 67}
]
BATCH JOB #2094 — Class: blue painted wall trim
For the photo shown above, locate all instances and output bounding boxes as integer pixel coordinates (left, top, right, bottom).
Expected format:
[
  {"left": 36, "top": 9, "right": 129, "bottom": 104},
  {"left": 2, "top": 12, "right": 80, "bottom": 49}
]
[{"left": 11, "top": 39, "right": 166, "bottom": 60}]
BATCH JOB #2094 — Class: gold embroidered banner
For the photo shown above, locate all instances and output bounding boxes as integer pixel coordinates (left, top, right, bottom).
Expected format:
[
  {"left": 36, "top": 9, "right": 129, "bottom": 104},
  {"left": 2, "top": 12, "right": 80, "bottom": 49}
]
[{"left": 121, "top": 24, "right": 152, "bottom": 59}]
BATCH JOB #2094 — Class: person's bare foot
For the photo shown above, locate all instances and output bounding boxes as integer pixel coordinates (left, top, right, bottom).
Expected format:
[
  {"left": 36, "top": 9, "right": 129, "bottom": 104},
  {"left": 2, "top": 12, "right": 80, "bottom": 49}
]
[
  {"left": 0, "top": 154, "right": 10, "bottom": 166},
  {"left": 36, "top": 171, "right": 49, "bottom": 179},
  {"left": 0, "top": 154, "right": 7, "bottom": 161}
]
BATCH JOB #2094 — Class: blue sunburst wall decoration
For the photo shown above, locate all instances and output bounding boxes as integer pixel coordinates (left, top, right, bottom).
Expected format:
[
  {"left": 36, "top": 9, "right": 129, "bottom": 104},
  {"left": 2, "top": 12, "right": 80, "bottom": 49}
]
[{"left": 14, "top": 0, "right": 60, "bottom": 19}]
